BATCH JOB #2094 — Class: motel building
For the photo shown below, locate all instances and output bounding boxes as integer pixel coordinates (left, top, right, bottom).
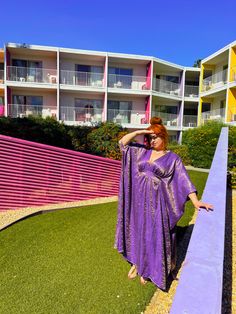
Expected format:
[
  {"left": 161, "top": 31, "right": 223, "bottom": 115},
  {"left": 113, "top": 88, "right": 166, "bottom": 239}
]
[{"left": 0, "top": 41, "right": 236, "bottom": 143}]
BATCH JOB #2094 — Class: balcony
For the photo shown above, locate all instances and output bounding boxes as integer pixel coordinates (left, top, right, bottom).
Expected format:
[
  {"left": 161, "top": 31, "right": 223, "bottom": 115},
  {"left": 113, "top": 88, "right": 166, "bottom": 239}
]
[
  {"left": 151, "top": 112, "right": 178, "bottom": 126},
  {"left": 201, "top": 108, "right": 225, "bottom": 124},
  {"left": 60, "top": 107, "right": 103, "bottom": 124},
  {"left": 108, "top": 74, "right": 148, "bottom": 90},
  {"left": 0, "top": 69, "right": 4, "bottom": 84},
  {"left": 8, "top": 104, "right": 57, "bottom": 118},
  {"left": 7, "top": 66, "right": 57, "bottom": 84},
  {"left": 183, "top": 115, "right": 198, "bottom": 127},
  {"left": 107, "top": 109, "right": 147, "bottom": 124},
  {"left": 153, "top": 78, "right": 181, "bottom": 97},
  {"left": 202, "top": 69, "right": 227, "bottom": 92},
  {"left": 184, "top": 85, "right": 199, "bottom": 98},
  {"left": 60, "top": 70, "right": 104, "bottom": 88}
]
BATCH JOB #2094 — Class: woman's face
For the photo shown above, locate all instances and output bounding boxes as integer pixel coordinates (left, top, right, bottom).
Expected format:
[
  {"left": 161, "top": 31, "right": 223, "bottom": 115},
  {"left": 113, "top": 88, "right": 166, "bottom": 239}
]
[{"left": 149, "top": 134, "right": 164, "bottom": 150}]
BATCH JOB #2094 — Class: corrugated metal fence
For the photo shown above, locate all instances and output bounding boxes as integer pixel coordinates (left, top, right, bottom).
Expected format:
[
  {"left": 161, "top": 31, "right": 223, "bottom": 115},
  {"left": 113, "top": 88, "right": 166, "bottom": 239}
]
[{"left": 0, "top": 135, "right": 121, "bottom": 211}]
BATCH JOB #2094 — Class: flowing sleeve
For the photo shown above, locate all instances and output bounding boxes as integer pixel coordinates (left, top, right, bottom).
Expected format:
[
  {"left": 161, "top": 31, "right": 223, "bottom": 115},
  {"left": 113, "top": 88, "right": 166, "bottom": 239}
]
[
  {"left": 114, "top": 141, "right": 145, "bottom": 252},
  {"left": 166, "top": 156, "right": 197, "bottom": 229}
]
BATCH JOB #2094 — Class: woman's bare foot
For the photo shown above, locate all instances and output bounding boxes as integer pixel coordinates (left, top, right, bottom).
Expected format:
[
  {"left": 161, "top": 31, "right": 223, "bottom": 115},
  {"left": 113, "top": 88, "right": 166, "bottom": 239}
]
[
  {"left": 128, "top": 265, "right": 137, "bottom": 279},
  {"left": 140, "top": 276, "right": 147, "bottom": 285}
]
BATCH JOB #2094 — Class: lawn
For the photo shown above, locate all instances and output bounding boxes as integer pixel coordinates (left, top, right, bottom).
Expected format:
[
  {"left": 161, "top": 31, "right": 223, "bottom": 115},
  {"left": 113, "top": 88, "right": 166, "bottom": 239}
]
[{"left": 0, "top": 170, "right": 208, "bottom": 314}]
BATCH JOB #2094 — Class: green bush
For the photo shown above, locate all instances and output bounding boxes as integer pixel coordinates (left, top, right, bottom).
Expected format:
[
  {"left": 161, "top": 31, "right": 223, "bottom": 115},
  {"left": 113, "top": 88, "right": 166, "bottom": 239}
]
[
  {"left": 167, "top": 144, "right": 192, "bottom": 165},
  {"left": 182, "top": 121, "right": 226, "bottom": 168},
  {"left": 0, "top": 116, "right": 73, "bottom": 149},
  {"left": 231, "top": 167, "right": 236, "bottom": 189},
  {"left": 86, "top": 122, "right": 128, "bottom": 160}
]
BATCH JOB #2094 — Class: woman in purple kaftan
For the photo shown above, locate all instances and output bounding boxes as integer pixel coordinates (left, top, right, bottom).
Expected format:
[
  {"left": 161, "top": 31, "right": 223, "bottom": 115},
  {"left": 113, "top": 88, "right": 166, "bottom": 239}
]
[{"left": 114, "top": 117, "right": 213, "bottom": 290}]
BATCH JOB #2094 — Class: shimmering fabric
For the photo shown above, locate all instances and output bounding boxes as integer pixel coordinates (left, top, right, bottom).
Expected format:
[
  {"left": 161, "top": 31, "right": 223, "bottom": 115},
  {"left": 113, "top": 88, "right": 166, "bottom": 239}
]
[{"left": 114, "top": 142, "right": 197, "bottom": 290}]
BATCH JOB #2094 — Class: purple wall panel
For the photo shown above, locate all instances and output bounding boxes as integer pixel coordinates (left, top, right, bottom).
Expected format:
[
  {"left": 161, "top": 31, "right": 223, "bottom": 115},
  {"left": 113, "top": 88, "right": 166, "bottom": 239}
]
[
  {"left": 170, "top": 127, "right": 228, "bottom": 314},
  {"left": 0, "top": 135, "right": 121, "bottom": 211}
]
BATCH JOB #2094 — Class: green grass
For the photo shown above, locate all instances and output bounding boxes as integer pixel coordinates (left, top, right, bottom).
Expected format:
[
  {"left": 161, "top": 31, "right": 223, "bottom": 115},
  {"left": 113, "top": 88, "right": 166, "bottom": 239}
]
[
  {"left": 177, "top": 170, "right": 208, "bottom": 227},
  {"left": 0, "top": 170, "right": 207, "bottom": 314}
]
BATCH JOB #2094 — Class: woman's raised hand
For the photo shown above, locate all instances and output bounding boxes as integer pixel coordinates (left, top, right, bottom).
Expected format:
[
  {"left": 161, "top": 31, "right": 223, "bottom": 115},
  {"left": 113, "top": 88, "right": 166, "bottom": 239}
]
[{"left": 135, "top": 130, "right": 154, "bottom": 136}]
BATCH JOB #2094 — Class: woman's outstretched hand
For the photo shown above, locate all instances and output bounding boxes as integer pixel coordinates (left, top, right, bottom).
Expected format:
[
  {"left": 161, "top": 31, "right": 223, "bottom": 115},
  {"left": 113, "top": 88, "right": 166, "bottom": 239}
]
[{"left": 194, "top": 200, "right": 214, "bottom": 212}]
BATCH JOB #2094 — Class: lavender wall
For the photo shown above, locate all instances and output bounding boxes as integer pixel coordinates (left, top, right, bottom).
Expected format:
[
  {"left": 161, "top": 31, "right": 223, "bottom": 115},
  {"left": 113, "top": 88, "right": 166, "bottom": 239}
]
[{"left": 170, "top": 127, "right": 228, "bottom": 314}]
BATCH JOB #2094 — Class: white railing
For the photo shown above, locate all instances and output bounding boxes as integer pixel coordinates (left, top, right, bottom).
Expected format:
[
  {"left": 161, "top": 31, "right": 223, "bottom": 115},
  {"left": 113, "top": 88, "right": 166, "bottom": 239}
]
[
  {"left": 183, "top": 115, "right": 198, "bottom": 127},
  {"left": 184, "top": 85, "right": 199, "bottom": 97},
  {"left": 201, "top": 108, "right": 225, "bottom": 123},
  {"left": 0, "top": 70, "right": 4, "bottom": 83},
  {"left": 60, "top": 70, "right": 104, "bottom": 88},
  {"left": 7, "top": 66, "right": 57, "bottom": 84},
  {"left": 151, "top": 112, "right": 178, "bottom": 126},
  {"left": 107, "top": 109, "right": 147, "bottom": 124},
  {"left": 108, "top": 74, "right": 147, "bottom": 90},
  {"left": 8, "top": 104, "right": 57, "bottom": 118},
  {"left": 153, "top": 78, "right": 181, "bottom": 96},
  {"left": 202, "top": 69, "right": 228, "bottom": 92},
  {"left": 60, "top": 107, "right": 103, "bottom": 123}
]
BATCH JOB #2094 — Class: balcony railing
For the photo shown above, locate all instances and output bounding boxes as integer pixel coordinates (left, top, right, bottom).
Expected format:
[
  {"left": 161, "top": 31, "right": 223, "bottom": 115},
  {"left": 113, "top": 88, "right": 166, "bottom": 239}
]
[
  {"left": 184, "top": 85, "right": 199, "bottom": 98},
  {"left": 152, "top": 112, "right": 178, "bottom": 126},
  {"left": 60, "top": 70, "right": 104, "bottom": 88},
  {"left": 153, "top": 78, "right": 181, "bottom": 96},
  {"left": 8, "top": 104, "right": 57, "bottom": 118},
  {"left": 201, "top": 108, "right": 225, "bottom": 124},
  {"left": 60, "top": 107, "right": 103, "bottom": 123},
  {"left": 7, "top": 66, "right": 57, "bottom": 84},
  {"left": 107, "top": 109, "right": 147, "bottom": 124},
  {"left": 0, "top": 70, "right": 4, "bottom": 83},
  {"left": 183, "top": 115, "right": 198, "bottom": 127},
  {"left": 108, "top": 74, "right": 148, "bottom": 90},
  {"left": 202, "top": 69, "right": 228, "bottom": 92}
]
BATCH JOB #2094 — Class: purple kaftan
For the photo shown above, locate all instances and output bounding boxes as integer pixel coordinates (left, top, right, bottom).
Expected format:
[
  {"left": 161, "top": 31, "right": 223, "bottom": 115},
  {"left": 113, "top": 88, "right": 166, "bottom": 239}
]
[{"left": 114, "top": 142, "right": 197, "bottom": 290}]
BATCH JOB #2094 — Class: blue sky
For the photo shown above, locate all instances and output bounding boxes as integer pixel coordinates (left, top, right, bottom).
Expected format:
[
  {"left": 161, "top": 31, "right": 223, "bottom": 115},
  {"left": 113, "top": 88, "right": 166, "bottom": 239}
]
[{"left": 1, "top": 0, "right": 236, "bottom": 66}]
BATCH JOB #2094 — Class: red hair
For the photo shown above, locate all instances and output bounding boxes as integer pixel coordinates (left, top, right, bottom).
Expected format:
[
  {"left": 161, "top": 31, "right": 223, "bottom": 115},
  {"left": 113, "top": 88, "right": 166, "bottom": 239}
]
[{"left": 145, "top": 117, "right": 169, "bottom": 150}]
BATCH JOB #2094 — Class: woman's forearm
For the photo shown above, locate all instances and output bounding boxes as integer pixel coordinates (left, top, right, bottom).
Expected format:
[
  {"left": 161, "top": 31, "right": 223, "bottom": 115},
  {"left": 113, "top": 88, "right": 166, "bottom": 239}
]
[
  {"left": 119, "top": 131, "right": 140, "bottom": 146},
  {"left": 119, "top": 129, "right": 154, "bottom": 146},
  {"left": 188, "top": 192, "right": 198, "bottom": 207}
]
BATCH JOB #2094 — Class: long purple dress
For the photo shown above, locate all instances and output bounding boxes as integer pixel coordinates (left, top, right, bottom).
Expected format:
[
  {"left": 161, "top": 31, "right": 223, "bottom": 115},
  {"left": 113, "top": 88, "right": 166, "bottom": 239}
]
[{"left": 114, "top": 142, "right": 197, "bottom": 290}]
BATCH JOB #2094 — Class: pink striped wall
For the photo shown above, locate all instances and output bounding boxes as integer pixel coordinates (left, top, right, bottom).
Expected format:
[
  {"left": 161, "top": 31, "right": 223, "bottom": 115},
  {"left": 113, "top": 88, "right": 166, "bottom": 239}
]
[{"left": 0, "top": 135, "right": 121, "bottom": 211}]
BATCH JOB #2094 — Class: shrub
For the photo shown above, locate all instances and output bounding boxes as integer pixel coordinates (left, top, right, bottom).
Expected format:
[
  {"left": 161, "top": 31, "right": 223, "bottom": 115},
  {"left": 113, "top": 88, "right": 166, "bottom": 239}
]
[
  {"left": 167, "top": 144, "right": 192, "bottom": 165},
  {"left": 182, "top": 121, "right": 226, "bottom": 168},
  {"left": 0, "top": 116, "right": 73, "bottom": 149},
  {"left": 86, "top": 122, "right": 128, "bottom": 160}
]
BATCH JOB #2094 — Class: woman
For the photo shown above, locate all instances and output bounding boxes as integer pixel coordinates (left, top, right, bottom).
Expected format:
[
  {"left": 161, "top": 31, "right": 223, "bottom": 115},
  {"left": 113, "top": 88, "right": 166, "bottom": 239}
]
[{"left": 114, "top": 117, "right": 213, "bottom": 290}]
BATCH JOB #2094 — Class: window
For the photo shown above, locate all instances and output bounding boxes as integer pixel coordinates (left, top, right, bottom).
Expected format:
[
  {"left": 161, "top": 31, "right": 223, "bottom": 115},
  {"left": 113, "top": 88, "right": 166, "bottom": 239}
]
[
  {"left": 13, "top": 95, "right": 43, "bottom": 106},
  {"left": 156, "top": 75, "right": 179, "bottom": 83},
  {"left": 11, "top": 95, "right": 43, "bottom": 117},
  {"left": 107, "top": 100, "right": 132, "bottom": 122},
  {"left": 74, "top": 98, "right": 103, "bottom": 122},
  {"left": 108, "top": 67, "right": 133, "bottom": 88},
  {"left": 12, "top": 59, "right": 42, "bottom": 81},
  {"left": 155, "top": 105, "right": 178, "bottom": 114},
  {"left": 75, "top": 65, "right": 103, "bottom": 85}
]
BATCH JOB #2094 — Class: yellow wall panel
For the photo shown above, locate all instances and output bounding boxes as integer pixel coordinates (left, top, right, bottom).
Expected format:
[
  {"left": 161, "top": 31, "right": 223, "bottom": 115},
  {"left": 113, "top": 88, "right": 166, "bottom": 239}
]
[
  {"left": 230, "top": 47, "right": 236, "bottom": 81},
  {"left": 227, "top": 88, "right": 236, "bottom": 121}
]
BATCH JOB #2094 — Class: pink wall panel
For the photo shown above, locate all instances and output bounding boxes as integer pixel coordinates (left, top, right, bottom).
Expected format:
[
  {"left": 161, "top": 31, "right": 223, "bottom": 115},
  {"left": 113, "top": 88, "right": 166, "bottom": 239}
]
[{"left": 0, "top": 135, "right": 121, "bottom": 211}]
